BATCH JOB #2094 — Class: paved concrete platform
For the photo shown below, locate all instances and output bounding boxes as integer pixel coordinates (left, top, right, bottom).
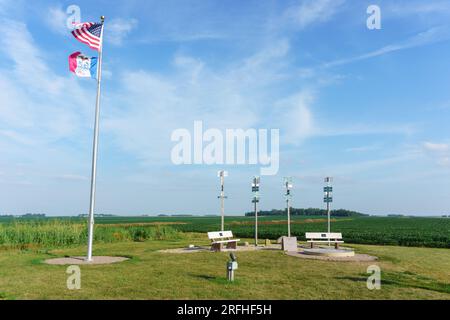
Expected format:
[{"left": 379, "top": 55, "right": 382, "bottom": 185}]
[
  {"left": 159, "top": 244, "right": 282, "bottom": 253},
  {"left": 287, "top": 250, "right": 377, "bottom": 262},
  {"left": 303, "top": 247, "right": 355, "bottom": 257},
  {"left": 44, "top": 256, "right": 129, "bottom": 265}
]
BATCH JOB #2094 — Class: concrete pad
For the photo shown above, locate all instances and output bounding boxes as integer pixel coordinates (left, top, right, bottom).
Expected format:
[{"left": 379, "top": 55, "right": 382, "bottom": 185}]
[
  {"left": 303, "top": 247, "right": 355, "bottom": 257},
  {"left": 286, "top": 250, "right": 377, "bottom": 262},
  {"left": 44, "top": 256, "right": 129, "bottom": 265},
  {"left": 159, "top": 244, "right": 282, "bottom": 254}
]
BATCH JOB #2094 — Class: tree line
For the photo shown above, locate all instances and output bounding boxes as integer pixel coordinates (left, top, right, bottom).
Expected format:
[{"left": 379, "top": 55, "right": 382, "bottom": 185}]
[{"left": 245, "top": 208, "right": 368, "bottom": 217}]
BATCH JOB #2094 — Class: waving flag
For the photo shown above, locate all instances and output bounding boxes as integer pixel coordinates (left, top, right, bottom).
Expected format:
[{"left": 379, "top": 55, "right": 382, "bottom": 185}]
[
  {"left": 69, "top": 52, "right": 97, "bottom": 78},
  {"left": 71, "top": 22, "right": 103, "bottom": 51}
]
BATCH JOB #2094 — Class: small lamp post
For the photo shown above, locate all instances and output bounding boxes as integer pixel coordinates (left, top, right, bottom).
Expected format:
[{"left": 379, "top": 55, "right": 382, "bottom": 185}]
[{"left": 227, "top": 253, "right": 238, "bottom": 281}]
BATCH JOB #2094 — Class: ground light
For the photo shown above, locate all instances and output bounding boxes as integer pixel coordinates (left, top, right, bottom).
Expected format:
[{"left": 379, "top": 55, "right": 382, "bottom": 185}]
[{"left": 227, "top": 253, "right": 238, "bottom": 281}]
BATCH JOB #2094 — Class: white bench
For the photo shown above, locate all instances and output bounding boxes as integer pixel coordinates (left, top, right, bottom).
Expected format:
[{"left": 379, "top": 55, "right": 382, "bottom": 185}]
[
  {"left": 305, "top": 232, "right": 344, "bottom": 249},
  {"left": 207, "top": 231, "right": 240, "bottom": 252}
]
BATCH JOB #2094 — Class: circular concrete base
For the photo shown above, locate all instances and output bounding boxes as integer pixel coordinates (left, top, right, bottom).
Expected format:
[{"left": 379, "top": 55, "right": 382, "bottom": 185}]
[
  {"left": 303, "top": 247, "right": 355, "bottom": 257},
  {"left": 44, "top": 256, "right": 129, "bottom": 265}
]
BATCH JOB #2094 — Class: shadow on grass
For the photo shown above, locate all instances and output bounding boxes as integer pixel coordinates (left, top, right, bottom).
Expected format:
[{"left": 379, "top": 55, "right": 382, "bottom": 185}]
[
  {"left": 190, "top": 273, "right": 242, "bottom": 285},
  {"left": 336, "top": 271, "right": 450, "bottom": 294}
]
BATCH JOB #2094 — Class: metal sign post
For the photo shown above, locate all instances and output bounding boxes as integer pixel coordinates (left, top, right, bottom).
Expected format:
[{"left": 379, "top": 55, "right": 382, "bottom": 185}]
[
  {"left": 217, "top": 170, "right": 228, "bottom": 231},
  {"left": 284, "top": 177, "right": 293, "bottom": 237},
  {"left": 324, "top": 177, "right": 333, "bottom": 246},
  {"left": 252, "top": 176, "right": 260, "bottom": 247}
]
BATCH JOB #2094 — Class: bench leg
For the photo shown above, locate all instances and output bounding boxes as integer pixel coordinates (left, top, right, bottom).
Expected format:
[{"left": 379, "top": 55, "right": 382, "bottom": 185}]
[
  {"left": 310, "top": 242, "right": 314, "bottom": 249},
  {"left": 226, "top": 242, "right": 237, "bottom": 250},
  {"left": 335, "top": 242, "right": 339, "bottom": 249}
]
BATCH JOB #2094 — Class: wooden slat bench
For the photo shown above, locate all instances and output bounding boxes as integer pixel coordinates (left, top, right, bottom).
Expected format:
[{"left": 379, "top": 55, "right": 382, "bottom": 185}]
[
  {"left": 305, "top": 232, "right": 344, "bottom": 249},
  {"left": 207, "top": 231, "right": 240, "bottom": 252}
]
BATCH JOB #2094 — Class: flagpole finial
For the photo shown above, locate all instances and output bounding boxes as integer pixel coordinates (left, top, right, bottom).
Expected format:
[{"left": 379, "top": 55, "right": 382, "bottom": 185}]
[{"left": 101, "top": 16, "right": 105, "bottom": 23}]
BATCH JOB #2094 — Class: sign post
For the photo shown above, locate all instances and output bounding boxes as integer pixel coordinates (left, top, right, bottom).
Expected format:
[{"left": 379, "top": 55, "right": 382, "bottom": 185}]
[
  {"left": 284, "top": 177, "right": 293, "bottom": 237},
  {"left": 324, "top": 177, "right": 333, "bottom": 246},
  {"left": 252, "top": 176, "right": 260, "bottom": 247},
  {"left": 217, "top": 170, "right": 228, "bottom": 231}
]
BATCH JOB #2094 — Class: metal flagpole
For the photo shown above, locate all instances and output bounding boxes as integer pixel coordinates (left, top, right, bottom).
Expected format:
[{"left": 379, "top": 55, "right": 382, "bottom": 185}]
[{"left": 86, "top": 16, "right": 105, "bottom": 262}]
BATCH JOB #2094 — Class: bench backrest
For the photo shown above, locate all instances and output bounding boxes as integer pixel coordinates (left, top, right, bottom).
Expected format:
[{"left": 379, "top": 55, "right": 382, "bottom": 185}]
[
  {"left": 208, "top": 231, "right": 234, "bottom": 240},
  {"left": 305, "top": 232, "right": 342, "bottom": 239}
]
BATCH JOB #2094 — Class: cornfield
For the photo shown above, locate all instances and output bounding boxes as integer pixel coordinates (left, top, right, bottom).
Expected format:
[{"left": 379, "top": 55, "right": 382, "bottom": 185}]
[{"left": 0, "top": 220, "right": 181, "bottom": 248}]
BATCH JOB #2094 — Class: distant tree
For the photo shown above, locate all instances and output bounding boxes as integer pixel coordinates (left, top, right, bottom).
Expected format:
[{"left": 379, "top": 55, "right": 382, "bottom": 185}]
[{"left": 245, "top": 208, "right": 367, "bottom": 217}]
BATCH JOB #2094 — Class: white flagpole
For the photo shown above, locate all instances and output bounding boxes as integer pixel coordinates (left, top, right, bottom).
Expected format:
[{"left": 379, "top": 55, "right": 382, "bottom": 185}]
[{"left": 86, "top": 16, "right": 105, "bottom": 262}]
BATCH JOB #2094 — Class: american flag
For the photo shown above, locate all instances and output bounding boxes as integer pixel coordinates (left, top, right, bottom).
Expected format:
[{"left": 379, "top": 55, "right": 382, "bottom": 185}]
[{"left": 71, "top": 22, "right": 103, "bottom": 51}]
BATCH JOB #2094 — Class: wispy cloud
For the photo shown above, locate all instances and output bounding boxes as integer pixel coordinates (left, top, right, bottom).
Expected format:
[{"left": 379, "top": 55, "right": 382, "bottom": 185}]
[
  {"left": 106, "top": 18, "right": 138, "bottom": 46},
  {"left": 283, "top": 0, "right": 346, "bottom": 29},
  {"left": 387, "top": 1, "right": 450, "bottom": 16},
  {"left": 45, "top": 6, "right": 68, "bottom": 35},
  {"left": 315, "top": 123, "right": 415, "bottom": 138},
  {"left": 0, "top": 18, "right": 95, "bottom": 187},
  {"left": 55, "top": 174, "right": 89, "bottom": 181},
  {"left": 346, "top": 144, "right": 381, "bottom": 153},
  {"left": 323, "top": 26, "right": 450, "bottom": 68},
  {"left": 422, "top": 142, "right": 450, "bottom": 167}
]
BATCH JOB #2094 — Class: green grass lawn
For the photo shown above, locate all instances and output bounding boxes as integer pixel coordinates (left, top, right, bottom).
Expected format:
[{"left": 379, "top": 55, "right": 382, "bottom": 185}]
[{"left": 0, "top": 234, "right": 449, "bottom": 300}]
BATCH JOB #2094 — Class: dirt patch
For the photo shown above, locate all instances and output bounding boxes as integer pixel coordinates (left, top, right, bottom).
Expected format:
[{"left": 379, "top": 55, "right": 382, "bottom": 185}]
[{"left": 44, "top": 256, "right": 129, "bottom": 265}]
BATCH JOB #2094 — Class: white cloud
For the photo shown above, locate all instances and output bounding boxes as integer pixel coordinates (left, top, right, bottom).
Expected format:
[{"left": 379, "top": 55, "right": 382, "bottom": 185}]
[
  {"left": 422, "top": 142, "right": 450, "bottom": 167},
  {"left": 0, "top": 18, "right": 96, "bottom": 187},
  {"left": 102, "top": 39, "right": 307, "bottom": 164},
  {"left": 387, "top": 1, "right": 450, "bottom": 16},
  {"left": 284, "top": 0, "right": 345, "bottom": 29},
  {"left": 55, "top": 174, "right": 89, "bottom": 181},
  {"left": 105, "top": 18, "right": 138, "bottom": 46},
  {"left": 46, "top": 6, "right": 68, "bottom": 35},
  {"left": 423, "top": 142, "right": 449, "bottom": 152},
  {"left": 272, "top": 90, "right": 315, "bottom": 145},
  {"left": 346, "top": 144, "right": 381, "bottom": 153},
  {"left": 324, "top": 26, "right": 450, "bottom": 68}
]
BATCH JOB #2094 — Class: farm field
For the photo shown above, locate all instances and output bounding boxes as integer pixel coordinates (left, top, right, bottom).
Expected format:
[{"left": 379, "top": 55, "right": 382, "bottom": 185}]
[
  {"left": 1, "top": 215, "right": 448, "bottom": 248},
  {"left": 0, "top": 216, "right": 449, "bottom": 299},
  {"left": 0, "top": 233, "right": 449, "bottom": 300}
]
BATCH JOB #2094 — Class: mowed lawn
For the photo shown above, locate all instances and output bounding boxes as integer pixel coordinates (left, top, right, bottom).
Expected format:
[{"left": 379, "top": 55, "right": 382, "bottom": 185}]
[{"left": 0, "top": 234, "right": 449, "bottom": 300}]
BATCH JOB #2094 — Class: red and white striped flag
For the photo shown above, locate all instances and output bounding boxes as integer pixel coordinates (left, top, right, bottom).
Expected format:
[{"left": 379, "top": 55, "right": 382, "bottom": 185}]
[{"left": 71, "top": 22, "right": 103, "bottom": 51}]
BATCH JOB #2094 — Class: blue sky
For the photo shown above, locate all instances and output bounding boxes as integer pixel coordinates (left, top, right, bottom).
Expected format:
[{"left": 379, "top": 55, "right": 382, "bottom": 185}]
[{"left": 0, "top": 0, "right": 450, "bottom": 216}]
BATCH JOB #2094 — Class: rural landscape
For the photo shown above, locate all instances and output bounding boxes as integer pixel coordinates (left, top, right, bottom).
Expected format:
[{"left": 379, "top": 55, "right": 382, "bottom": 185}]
[
  {"left": 0, "top": 213, "right": 449, "bottom": 300},
  {"left": 1, "top": 0, "right": 450, "bottom": 308}
]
